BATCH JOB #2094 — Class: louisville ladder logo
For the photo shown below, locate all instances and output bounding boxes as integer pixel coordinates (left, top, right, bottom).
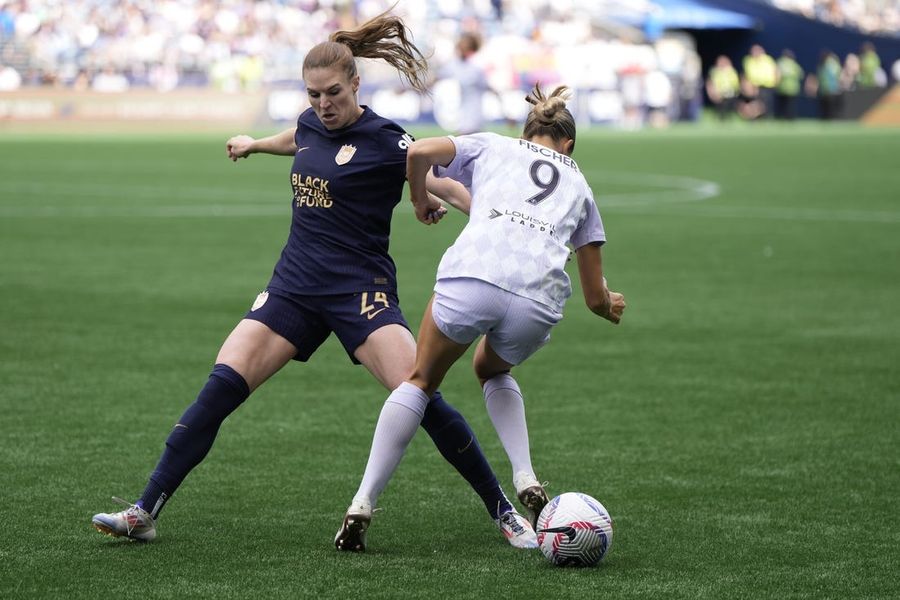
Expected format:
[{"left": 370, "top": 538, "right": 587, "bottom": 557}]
[
  {"left": 335, "top": 144, "right": 357, "bottom": 165},
  {"left": 360, "top": 291, "right": 389, "bottom": 320}
]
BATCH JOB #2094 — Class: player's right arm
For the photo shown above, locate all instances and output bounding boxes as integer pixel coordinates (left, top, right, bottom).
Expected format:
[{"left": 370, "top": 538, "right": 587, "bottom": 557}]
[
  {"left": 407, "top": 137, "right": 458, "bottom": 224},
  {"left": 575, "top": 243, "right": 625, "bottom": 324},
  {"left": 226, "top": 127, "right": 298, "bottom": 161},
  {"left": 425, "top": 172, "right": 471, "bottom": 215}
]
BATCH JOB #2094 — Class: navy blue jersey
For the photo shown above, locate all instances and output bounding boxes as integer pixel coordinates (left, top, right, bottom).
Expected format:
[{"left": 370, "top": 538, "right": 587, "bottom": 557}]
[{"left": 267, "top": 106, "right": 412, "bottom": 297}]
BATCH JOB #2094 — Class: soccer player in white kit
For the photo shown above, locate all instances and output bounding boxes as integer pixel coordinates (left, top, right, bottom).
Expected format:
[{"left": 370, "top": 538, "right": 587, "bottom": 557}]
[{"left": 335, "top": 84, "right": 626, "bottom": 551}]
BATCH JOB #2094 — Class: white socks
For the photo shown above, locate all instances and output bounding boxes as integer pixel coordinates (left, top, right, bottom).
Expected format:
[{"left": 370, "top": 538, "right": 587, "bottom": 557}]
[
  {"left": 483, "top": 373, "right": 535, "bottom": 481},
  {"left": 353, "top": 382, "right": 430, "bottom": 508}
]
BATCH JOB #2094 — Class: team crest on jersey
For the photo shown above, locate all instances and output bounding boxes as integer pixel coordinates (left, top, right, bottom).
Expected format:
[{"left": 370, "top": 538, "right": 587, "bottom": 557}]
[
  {"left": 251, "top": 291, "right": 269, "bottom": 311},
  {"left": 335, "top": 144, "right": 357, "bottom": 165}
]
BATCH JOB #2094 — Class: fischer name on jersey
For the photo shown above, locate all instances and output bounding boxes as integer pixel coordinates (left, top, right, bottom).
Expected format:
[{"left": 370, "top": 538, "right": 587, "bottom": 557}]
[
  {"left": 433, "top": 132, "right": 606, "bottom": 312},
  {"left": 267, "top": 106, "right": 414, "bottom": 297}
]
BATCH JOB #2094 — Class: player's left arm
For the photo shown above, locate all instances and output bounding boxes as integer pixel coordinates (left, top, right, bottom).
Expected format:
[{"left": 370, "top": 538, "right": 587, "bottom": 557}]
[{"left": 575, "top": 243, "right": 625, "bottom": 324}]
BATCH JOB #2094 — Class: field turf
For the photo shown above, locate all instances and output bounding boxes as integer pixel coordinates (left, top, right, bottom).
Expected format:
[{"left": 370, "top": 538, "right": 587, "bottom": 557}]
[{"left": 1, "top": 123, "right": 898, "bottom": 599}]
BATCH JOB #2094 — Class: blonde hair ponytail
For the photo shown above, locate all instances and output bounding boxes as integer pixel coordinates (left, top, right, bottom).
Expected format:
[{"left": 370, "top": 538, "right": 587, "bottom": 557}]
[{"left": 303, "top": 11, "right": 429, "bottom": 93}]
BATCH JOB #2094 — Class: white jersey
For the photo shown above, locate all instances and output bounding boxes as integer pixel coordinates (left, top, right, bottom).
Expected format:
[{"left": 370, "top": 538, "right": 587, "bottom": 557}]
[{"left": 434, "top": 132, "right": 605, "bottom": 312}]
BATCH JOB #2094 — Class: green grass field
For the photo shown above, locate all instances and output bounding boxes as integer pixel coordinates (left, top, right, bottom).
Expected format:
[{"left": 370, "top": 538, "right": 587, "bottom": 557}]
[{"left": 1, "top": 123, "right": 898, "bottom": 599}]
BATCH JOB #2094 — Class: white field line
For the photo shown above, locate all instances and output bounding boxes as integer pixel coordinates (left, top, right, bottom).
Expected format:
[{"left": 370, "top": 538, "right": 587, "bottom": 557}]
[
  {"left": 587, "top": 171, "right": 722, "bottom": 206},
  {"left": 616, "top": 204, "right": 900, "bottom": 224},
  {"left": 589, "top": 171, "right": 900, "bottom": 224}
]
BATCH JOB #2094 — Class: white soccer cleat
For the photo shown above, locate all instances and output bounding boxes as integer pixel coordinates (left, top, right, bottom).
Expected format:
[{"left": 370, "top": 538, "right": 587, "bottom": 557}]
[
  {"left": 334, "top": 498, "right": 373, "bottom": 552},
  {"left": 495, "top": 509, "right": 538, "bottom": 549},
  {"left": 92, "top": 497, "right": 157, "bottom": 542},
  {"left": 514, "top": 471, "right": 549, "bottom": 530}
]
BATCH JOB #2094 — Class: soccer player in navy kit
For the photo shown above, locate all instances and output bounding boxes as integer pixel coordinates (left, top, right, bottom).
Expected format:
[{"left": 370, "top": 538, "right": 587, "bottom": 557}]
[
  {"left": 335, "top": 85, "right": 627, "bottom": 551},
  {"left": 91, "top": 12, "right": 536, "bottom": 549}
]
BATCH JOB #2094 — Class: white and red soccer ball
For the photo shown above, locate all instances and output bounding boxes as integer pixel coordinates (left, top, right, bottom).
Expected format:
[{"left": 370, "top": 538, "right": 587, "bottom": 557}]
[{"left": 536, "top": 492, "right": 613, "bottom": 567}]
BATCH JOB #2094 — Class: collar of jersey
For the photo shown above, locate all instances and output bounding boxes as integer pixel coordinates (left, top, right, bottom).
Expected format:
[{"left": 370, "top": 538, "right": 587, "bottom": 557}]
[{"left": 302, "top": 105, "right": 373, "bottom": 138}]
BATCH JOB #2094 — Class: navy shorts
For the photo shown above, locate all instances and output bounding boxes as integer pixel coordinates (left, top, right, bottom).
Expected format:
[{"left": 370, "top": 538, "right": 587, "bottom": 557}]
[{"left": 243, "top": 289, "right": 410, "bottom": 364}]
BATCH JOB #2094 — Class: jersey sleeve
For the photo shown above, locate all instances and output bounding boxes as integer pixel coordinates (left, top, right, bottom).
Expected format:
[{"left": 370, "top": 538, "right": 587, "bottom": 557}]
[
  {"left": 432, "top": 133, "right": 493, "bottom": 188},
  {"left": 570, "top": 192, "right": 606, "bottom": 249},
  {"left": 380, "top": 122, "right": 412, "bottom": 168}
]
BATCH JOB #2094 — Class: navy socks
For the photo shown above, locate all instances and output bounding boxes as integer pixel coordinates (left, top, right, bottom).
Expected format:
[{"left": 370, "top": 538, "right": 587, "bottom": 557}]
[
  {"left": 137, "top": 364, "right": 249, "bottom": 518},
  {"left": 136, "top": 369, "right": 509, "bottom": 521},
  {"left": 420, "top": 391, "right": 512, "bottom": 519}
]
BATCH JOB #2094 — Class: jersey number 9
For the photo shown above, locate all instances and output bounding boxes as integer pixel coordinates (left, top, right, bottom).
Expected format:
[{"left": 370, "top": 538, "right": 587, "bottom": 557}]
[{"left": 525, "top": 160, "right": 560, "bottom": 205}]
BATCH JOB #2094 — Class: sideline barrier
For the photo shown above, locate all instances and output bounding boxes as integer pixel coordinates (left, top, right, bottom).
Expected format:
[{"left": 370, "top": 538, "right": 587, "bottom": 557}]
[
  {"left": 3, "top": 85, "right": 894, "bottom": 133},
  {"left": 0, "top": 89, "right": 270, "bottom": 131},
  {"left": 862, "top": 85, "right": 900, "bottom": 126}
]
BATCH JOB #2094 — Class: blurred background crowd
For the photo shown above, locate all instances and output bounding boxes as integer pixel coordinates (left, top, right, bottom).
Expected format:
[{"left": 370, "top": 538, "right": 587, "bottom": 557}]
[
  {"left": 764, "top": 0, "right": 900, "bottom": 35},
  {"left": 0, "top": 0, "right": 898, "bottom": 128},
  {"left": 706, "top": 40, "right": 891, "bottom": 122}
]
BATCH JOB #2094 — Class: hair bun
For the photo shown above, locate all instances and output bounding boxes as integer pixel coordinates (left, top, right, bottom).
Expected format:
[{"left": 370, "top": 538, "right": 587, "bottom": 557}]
[
  {"left": 522, "top": 83, "right": 576, "bottom": 148},
  {"left": 540, "top": 97, "right": 566, "bottom": 121}
]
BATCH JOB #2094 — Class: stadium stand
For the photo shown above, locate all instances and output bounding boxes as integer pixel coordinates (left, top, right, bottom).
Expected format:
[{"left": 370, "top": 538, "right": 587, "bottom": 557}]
[
  {"left": 0, "top": 0, "right": 897, "bottom": 126},
  {"left": 762, "top": 0, "right": 900, "bottom": 37},
  {"left": 0, "top": 0, "right": 703, "bottom": 128}
]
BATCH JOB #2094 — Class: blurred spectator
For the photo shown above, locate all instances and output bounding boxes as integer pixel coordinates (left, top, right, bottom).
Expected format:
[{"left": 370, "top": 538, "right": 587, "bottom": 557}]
[
  {"left": 618, "top": 62, "right": 645, "bottom": 129},
  {"left": 237, "top": 54, "right": 265, "bottom": 92},
  {"left": 656, "top": 32, "right": 702, "bottom": 122},
  {"left": 0, "top": 2, "right": 14, "bottom": 38},
  {"left": 743, "top": 44, "right": 777, "bottom": 118},
  {"left": 72, "top": 69, "right": 90, "bottom": 91},
  {"left": 148, "top": 61, "right": 179, "bottom": 93},
  {"left": 841, "top": 53, "right": 861, "bottom": 91},
  {"left": 775, "top": 49, "right": 804, "bottom": 120},
  {"left": 768, "top": 0, "right": 900, "bottom": 37},
  {"left": 91, "top": 67, "right": 129, "bottom": 93},
  {"left": 706, "top": 55, "right": 740, "bottom": 121},
  {"left": 0, "top": 61, "right": 21, "bottom": 90},
  {"left": 737, "top": 75, "right": 765, "bottom": 120},
  {"left": 858, "top": 42, "right": 885, "bottom": 87},
  {"left": 438, "top": 31, "right": 491, "bottom": 134},
  {"left": 644, "top": 67, "right": 673, "bottom": 128},
  {"left": 806, "top": 50, "right": 843, "bottom": 120}
]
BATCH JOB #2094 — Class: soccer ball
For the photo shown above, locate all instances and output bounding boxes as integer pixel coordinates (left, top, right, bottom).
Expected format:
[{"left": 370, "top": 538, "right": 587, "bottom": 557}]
[{"left": 536, "top": 492, "right": 613, "bottom": 567}]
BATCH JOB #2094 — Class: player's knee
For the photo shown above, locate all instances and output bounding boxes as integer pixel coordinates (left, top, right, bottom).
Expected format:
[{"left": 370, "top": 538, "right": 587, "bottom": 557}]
[
  {"left": 474, "top": 362, "right": 510, "bottom": 385},
  {"left": 472, "top": 351, "right": 499, "bottom": 382},
  {"left": 407, "top": 371, "right": 439, "bottom": 398}
]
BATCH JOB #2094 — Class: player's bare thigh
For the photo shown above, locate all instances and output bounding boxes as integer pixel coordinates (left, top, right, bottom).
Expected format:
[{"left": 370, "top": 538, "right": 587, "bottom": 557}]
[
  {"left": 354, "top": 323, "right": 417, "bottom": 390},
  {"left": 473, "top": 337, "right": 516, "bottom": 384},
  {"left": 407, "top": 297, "right": 472, "bottom": 396},
  {"left": 215, "top": 319, "right": 298, "bottom": 392}
]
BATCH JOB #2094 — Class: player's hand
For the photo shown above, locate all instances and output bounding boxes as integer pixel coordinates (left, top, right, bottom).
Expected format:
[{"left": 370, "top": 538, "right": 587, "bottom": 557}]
[
  {"left": 605, "top": 291, "right": 626, "bottom": 324},
  {"left": 226, "top": 135, "right": 254, "bottom": 161},
  {"left": 414, "top": 201, "right": 448, "bottom": 225}
]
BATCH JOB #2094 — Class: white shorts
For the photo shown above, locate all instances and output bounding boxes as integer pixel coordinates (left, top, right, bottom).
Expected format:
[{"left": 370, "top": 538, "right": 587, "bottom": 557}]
[{"left": 432, "top": 277, "right": 563, "bottom": 365}]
